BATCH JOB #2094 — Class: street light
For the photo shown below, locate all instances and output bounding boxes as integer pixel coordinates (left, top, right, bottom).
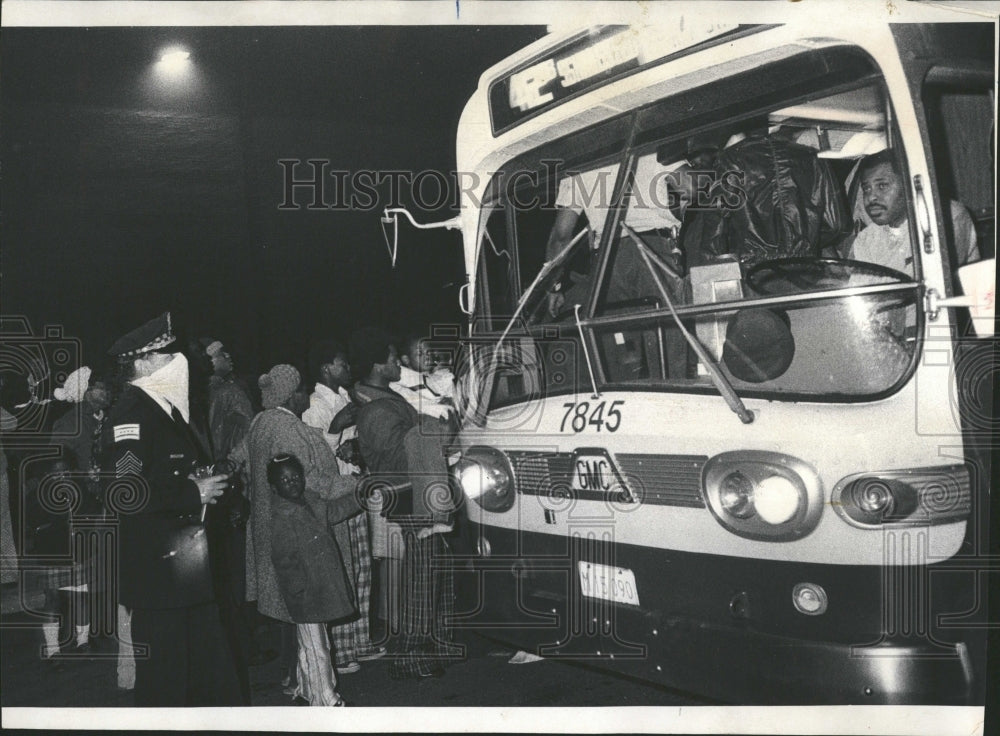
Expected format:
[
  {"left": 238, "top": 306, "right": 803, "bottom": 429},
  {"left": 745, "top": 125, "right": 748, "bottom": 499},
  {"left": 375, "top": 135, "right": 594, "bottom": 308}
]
[{"left": 157, "top": 47, "right": 191, "bottom": 76}]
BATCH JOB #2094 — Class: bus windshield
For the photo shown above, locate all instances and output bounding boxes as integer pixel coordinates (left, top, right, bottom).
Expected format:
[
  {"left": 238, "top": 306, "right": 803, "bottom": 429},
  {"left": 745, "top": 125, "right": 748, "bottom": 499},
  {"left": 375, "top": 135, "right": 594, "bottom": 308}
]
[{"left": 474, "top": 55, "right": 925, "bottom": 408}]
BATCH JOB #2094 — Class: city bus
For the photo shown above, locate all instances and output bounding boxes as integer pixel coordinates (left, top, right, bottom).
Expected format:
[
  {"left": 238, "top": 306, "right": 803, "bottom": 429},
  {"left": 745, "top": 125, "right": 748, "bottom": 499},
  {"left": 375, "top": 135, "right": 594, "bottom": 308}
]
[{"left": 435, "top": 19, "right": 994, "bottom": 704}]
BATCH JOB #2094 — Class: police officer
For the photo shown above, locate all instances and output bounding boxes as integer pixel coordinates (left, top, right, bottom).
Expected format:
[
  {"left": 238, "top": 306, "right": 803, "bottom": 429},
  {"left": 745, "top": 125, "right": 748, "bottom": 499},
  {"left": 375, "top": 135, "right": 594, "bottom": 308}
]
[{"left": 104, "top": 312, "right": 244, "bottom": 706}]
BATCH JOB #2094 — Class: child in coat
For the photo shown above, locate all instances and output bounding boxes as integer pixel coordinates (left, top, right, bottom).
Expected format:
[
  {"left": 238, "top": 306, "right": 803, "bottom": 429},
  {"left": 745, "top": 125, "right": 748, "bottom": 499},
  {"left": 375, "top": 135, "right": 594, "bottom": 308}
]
[{"left": 269, "top": 453, "right": 359, "bottom": 706}]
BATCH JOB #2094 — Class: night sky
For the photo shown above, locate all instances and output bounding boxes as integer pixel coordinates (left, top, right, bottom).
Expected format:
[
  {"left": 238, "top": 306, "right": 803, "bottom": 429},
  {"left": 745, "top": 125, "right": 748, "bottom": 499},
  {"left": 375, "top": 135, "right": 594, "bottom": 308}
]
[{"left": 1, "top": 25, "right": 547, "bottom": 379}]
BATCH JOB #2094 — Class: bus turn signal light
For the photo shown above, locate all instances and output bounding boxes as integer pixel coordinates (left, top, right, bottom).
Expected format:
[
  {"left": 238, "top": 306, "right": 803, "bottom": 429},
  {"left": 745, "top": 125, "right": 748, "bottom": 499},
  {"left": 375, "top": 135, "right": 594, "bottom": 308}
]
[{"left": 831, "top": 466, "right": 970, "bottom": 528}]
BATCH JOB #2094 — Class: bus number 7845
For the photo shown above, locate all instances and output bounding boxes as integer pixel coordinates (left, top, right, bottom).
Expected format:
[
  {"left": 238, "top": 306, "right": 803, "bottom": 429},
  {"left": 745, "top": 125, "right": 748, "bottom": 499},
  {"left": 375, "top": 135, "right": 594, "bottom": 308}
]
[{"left": 560, "top": 400, "right": 625, "bottom": 433}]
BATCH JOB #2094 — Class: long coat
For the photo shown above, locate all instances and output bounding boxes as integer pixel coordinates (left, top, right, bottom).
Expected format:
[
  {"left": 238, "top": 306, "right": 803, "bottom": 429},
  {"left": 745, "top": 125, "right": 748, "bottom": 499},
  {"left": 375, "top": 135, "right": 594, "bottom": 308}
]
[
  {"left": 208, "top": 376, "right": 254, "bottom": 463},
  {"left": 270, "top": 493, "right": 356, "bottom": 624},
  {"left": 103, "top": 385, "right": 213, "bottom": 610},
  {"left": 235, "top": 408, "right": 358, "bottom": 623}
]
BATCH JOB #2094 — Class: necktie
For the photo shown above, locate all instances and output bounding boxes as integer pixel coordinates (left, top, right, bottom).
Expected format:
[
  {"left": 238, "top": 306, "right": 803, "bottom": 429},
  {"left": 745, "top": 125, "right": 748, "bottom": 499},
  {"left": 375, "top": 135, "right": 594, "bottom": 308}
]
[
  {"left": 170, "top": 405, "right": 185, "bottom": 425},
  {"left": 170, "top": 404, "right": 199, "bottom": 453}
]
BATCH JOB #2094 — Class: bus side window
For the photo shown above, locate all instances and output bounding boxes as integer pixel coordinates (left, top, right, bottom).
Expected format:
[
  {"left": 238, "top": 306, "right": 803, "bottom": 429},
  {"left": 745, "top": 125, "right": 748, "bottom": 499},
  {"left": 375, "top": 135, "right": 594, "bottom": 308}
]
[
  {"left": 478, "top": 207, "right": 517, "bottom": 331},
  {"left": 922, "top": 73, "right": 994, "bottom": 268}
]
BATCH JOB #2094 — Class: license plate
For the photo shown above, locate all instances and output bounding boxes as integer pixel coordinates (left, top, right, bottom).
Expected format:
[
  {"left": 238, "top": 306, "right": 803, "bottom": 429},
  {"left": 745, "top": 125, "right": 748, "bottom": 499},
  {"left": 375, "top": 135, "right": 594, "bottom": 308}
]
[
  {"left": 578, "top": 561, "right": 640, "bottom": 606},
  {"left": 571, "top": 451, "right": 631, "bottom": 502}
]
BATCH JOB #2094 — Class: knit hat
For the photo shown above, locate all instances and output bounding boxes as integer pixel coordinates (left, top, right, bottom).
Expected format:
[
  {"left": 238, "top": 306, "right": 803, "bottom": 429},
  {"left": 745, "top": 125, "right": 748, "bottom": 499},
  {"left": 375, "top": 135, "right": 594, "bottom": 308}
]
[
  {"left": 54, "top": 366, "right": 92, "bottom": 403},
  {"left": 259, "top": 364, "right": 300, "bottom": 409},
  {"left": 202, "top": 340, "right": 224, "bottom": 358}
]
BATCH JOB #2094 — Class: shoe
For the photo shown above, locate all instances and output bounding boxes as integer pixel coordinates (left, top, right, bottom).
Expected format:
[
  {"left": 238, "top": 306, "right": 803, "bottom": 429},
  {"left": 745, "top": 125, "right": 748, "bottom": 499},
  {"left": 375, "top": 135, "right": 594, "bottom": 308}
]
[
  {"left": 292, "top": 696, "right": 309, "bottom": 706},
  {"left": 357, "top": 646, "right": 387, "bottom": 662},
  {"left": 335, "top": 661, "right": 360, "bottom": 675},
  {"left": 332, "top": 697, "right": 347, "bottom": 707},
  {"left": 282, "top": 684, "right": 298, "bottom": 697},
  {"left": 72, "top": 641, "right": 92, "bottom": 655}
]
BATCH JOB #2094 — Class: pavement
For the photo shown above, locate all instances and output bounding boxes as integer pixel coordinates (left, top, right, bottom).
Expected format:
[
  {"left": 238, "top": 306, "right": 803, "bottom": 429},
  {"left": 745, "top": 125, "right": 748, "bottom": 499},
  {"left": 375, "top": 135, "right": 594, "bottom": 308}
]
[{"left": 1, "top": 581, "right": 707, "bottom": 709}]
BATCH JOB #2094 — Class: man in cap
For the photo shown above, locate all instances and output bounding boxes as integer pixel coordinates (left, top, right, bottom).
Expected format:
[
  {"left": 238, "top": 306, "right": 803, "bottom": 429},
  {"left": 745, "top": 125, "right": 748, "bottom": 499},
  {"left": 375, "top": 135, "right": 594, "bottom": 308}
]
[
  {"left": 198, "top": 338, "right": 275, "bottom": 671},
  {"left": 104, "top": 312, "right": 244, "bottom": 706},
  {"left": 201, "top": 339, "right": 254, "bottom": 462}
]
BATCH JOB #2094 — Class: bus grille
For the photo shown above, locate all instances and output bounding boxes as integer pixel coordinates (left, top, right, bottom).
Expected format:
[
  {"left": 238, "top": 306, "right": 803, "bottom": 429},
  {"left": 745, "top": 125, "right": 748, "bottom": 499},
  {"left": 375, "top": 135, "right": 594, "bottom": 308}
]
[
  {"left": 614, "top": 454, "right": 707, "bottom": 508},
  {"left": 508, "top": 452, "right": 574, "bottom": 498},
  {"left": 507, "top": 451, "right": 707, "bottom": 508}
]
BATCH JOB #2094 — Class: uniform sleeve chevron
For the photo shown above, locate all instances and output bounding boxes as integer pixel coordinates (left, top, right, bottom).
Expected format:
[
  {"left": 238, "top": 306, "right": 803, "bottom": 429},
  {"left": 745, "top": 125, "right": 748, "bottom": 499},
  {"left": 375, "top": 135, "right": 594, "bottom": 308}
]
[{"left": 116, "top": 450, "right": 143, "bottom": 477}]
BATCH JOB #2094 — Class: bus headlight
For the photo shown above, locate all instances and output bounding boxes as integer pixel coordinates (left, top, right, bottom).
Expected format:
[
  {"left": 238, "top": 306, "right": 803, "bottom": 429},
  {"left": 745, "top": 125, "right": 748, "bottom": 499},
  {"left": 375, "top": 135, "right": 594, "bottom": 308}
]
[
  {"left": 454, "top": 446, "right": 515, "bottom": 513},
  {"left": 755, "top": 475, "right": 800, "bottom": 524},
  {"left": 831, "top": 465, "right": 970, "bottom": 528},
  {"left": 720, "top": 472, "right": 755, "bottom": 518},
  {"left": 703, "top": 452, "right": 822, "bottom": 541}
]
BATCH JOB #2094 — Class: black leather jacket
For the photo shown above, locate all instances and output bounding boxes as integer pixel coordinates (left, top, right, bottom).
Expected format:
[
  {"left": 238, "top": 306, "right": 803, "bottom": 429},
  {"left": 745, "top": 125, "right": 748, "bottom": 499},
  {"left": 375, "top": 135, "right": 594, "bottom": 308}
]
[{"left": 687, "top": 135, "right": 850, "bottom": 270}]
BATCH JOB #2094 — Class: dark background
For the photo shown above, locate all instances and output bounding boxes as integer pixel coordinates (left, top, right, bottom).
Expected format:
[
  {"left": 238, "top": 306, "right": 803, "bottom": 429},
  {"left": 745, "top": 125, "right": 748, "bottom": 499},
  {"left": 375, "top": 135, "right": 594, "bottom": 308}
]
[{"left": 1, "top": 26, "right": 547, "bottom": 377}]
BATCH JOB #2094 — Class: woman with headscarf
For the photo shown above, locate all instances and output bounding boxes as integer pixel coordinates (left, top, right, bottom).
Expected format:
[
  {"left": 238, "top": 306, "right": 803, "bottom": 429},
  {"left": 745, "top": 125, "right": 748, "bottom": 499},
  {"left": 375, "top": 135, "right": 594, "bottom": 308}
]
[{"left": 231, "top": 364, "right": 361, "bottom": 704}]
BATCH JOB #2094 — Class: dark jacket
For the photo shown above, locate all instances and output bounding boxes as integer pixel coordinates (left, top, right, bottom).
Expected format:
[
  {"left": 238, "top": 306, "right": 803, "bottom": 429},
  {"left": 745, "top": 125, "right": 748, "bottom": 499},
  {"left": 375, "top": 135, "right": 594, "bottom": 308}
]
[
  {"left": 51, "top": 407, "right": 106, "bottom": 514},
  {"left": 355, "top": 384, "right": 455, "bottom": 524},
  {"left": 270, "top": 492, "right": 356, "bottom": 624},
  {"left": 103, "top": 385, "right": 213, "bottom": 609},
  {"left": 355, "top": 385, "right": 417, "bottom": 479},
  {"left": 689, "top": 135, "right": 849, "bottom": 270}
]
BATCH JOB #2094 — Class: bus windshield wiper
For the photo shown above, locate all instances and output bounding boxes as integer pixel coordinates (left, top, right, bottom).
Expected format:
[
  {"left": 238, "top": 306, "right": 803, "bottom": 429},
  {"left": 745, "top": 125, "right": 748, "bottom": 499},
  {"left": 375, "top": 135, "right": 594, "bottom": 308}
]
[
  {"left": 622, "top": 223, "right": 755, "bottom": 425},
  {"left": 496, "top": 227, "right": 589, "bottom": 349},
  {"left": 468, "top": 228, "right": 590, "bottom": 426}
]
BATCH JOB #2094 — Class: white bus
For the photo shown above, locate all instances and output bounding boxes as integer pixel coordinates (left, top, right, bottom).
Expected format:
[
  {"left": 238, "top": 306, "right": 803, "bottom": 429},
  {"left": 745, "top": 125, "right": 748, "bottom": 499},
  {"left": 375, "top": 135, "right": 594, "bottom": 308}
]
[{"left": 419, "top": 20, "right": 994, "bottom": 704}]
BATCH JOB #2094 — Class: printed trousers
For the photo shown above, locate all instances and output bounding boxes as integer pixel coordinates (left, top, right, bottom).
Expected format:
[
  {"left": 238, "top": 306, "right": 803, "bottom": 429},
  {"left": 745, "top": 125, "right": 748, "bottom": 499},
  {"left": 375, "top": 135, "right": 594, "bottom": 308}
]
[
  {"left": 328, "top": 513, "right": 378, "bottom": 664},
  {"left": 387, "top": 531, "right": 460, "bottom": 678}
]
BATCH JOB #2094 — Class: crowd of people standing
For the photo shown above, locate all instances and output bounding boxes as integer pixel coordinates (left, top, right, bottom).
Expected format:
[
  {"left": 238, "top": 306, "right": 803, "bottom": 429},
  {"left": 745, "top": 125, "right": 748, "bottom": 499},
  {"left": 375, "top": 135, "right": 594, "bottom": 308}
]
[{"left": 0, "top": 312, "right": 464, "bottom": 707}]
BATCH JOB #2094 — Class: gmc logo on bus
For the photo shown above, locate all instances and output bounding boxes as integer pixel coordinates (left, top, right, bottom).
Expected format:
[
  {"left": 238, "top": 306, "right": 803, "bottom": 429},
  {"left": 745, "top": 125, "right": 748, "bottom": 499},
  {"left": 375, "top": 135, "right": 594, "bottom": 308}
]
[
  {"left": 570, "top": 449, "right": 633, "bottom": 503},
  {"left": 574, "top": 458, "right": 612, "bottom": 491}
]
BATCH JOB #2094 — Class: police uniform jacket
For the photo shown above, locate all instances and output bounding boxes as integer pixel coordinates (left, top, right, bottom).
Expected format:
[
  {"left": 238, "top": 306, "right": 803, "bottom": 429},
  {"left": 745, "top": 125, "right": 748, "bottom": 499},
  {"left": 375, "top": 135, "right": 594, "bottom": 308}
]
[{"left": 104, "top": 384, "right": 214, "bottom": 610}]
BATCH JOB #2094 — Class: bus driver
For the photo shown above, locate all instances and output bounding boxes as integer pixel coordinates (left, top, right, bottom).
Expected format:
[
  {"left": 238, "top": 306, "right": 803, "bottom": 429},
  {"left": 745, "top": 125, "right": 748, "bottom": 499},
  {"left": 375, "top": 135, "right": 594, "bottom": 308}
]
[{"left": 848, "top": 149, "right": 980, "bottom": 275}]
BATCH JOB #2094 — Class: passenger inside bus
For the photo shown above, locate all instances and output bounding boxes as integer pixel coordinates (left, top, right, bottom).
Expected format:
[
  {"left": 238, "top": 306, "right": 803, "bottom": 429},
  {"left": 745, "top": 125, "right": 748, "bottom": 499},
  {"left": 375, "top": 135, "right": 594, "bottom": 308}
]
[
  {"left": 684, "top": 130, "right": 851, "bottom": 272},
  {"left": 844, "top": 148, "right": 980, "bottom": 276},
  {"left": 544, "top": 154, "right": 685, "bottom": 321}
]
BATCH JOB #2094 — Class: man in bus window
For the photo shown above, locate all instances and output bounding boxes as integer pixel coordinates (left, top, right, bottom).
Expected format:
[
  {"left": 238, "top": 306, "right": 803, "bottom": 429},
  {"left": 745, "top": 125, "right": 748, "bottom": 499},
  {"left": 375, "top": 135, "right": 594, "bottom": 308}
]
[{"left": 848, "top": 149, "right": 980, "bottom": 276}]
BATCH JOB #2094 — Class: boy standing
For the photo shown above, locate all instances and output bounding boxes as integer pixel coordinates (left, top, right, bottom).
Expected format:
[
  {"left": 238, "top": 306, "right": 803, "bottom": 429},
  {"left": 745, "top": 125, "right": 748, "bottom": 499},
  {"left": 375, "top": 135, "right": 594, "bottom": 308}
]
[{"left": 269, "top": 453, "right": 358, "bottom": 706}]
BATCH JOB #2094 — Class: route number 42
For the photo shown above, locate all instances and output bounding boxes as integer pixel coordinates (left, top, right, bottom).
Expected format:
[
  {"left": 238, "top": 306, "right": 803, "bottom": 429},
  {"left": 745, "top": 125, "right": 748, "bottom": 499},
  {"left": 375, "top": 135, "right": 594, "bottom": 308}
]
[{"left": 560, "top": 400, "right": 625, "bottom": 433}]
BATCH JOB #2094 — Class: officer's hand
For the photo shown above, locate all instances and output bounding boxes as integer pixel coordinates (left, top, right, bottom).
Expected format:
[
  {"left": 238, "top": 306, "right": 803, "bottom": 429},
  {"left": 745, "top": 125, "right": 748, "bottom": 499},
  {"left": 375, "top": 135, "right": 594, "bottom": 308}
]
[
  {"left": 328, "top": 403, "right": 358, "bottom": 434},
  {"left": 191, "top": 473, "right": 229, "bottom": 504},
  {"left": 547, "top": 292, "right": 565, "bottom": 319}
]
